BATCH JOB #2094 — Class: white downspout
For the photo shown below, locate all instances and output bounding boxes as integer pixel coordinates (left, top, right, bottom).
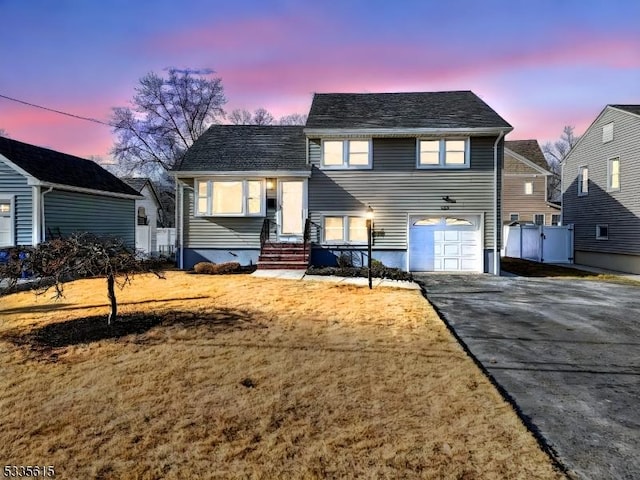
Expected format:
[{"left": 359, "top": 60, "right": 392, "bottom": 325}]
[
  {"left": 493, "top": 130, "right": 505, "bottom": 275},
  {"left": 177, "top": 181, "right": 184, "bottom": 269},
  {"left": 33, "top": 186, "right": 53, "bottom": 244}
]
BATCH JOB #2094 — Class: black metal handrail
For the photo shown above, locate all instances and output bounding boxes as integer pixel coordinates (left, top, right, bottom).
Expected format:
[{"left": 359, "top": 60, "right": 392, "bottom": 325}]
[{"left": 260, "top": 218, "right": 275, "bottom": 249}]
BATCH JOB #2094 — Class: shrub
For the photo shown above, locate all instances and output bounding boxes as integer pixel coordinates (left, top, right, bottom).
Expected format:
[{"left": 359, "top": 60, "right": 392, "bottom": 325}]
[
  {"left": 336, "top": 253, "right": 354, "bottom": 268},
  {"left": 194, "top": 261, "right": 240, "bottom": 275}
]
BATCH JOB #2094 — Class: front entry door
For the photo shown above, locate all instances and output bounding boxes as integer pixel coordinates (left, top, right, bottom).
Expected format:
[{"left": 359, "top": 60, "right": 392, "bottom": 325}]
[{"left": 278, "top": 180, "right": 305, "bottom": 240}]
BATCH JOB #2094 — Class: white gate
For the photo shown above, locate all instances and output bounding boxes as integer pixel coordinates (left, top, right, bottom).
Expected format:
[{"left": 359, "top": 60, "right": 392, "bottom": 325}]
[
  {"left": 157, "top": 228, "right": 176, "bottom": 256},
  {"left": 136, "top": 225, "right": 151, "bottom": 254},
  {"left": 503, "top": 224, "right": 574, "bottom": 264}
]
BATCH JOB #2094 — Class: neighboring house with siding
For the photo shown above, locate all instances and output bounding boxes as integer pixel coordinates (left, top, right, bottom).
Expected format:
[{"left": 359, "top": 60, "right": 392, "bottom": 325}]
[
  {"left": 562, "top": 104, "right": 640, "bottom": 274},
  {"left": 123, "top": 177, "right": 163, "bottom": 254},
  {"left": 174, "top": 91, "right": 512, "bottom": 273},
  {"left": 0, "top": 136, "right": 142, "bottom": 249},
  {"left": 503, "top": 139, "right": 560, "bottom": 225}
]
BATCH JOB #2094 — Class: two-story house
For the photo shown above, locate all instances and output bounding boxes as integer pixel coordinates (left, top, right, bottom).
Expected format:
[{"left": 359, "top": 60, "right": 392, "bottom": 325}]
[
  {"left": 502, "top": 140, "right": 559, "bottom": 225},
  {"left": 174, "top": 91, "right": 512, "bottom": 273},
  {"left": 562, "top": 104, "right": 640, "bottom": 274}
]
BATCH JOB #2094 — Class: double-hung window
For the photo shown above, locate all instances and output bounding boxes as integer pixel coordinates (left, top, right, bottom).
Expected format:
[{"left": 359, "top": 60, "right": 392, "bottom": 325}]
[
  {"left": 596, "top": 224, "right": 608, "bottom": 240},
  {"left": 322, "top": 139, "right": 371, "bottom": 169},
  {"left": 524, "top": 181, "right": 534, "bottom": 195},
  {"left": 195, "top": 179, "right": 264, "bottom": 217},
  {"left": 323, "top": 215, "right": 367, "bottom": 244},
  {"left": 534, "top": 214, "right": 545, "bottom": 226},
  {"left": 607, "top": 157, "right": 620, "bottom": 191},
  {"left": 417, "top": 138, "right": 469, "bottom": 168},
  {"left": 0, "top": 197, "right": 14, "bottom": 247},
  {"left": 578, "top": 166, "right": 589, "bottom": 196}
]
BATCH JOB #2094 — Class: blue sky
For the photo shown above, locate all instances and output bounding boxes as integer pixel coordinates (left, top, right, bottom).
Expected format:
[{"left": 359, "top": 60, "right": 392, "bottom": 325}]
[{"left": 0, "top": 0, "right": 638, "bottom": 159}]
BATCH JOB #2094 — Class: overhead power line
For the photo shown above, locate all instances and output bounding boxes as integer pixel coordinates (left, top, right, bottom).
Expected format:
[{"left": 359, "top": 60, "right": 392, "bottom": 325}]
[{"left": 0, "top": 93, "right": 112, "bottom": 127}]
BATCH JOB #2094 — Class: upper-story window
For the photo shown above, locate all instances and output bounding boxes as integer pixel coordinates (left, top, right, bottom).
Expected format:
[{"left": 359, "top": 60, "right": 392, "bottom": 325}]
[
  {"left": 578, "top": 166, "right": 589, "bottom": 196},
  {"left": 602, "top": 122, "right": 614, "bottom": 143},
  {"left": 195, "top": 179, "right": 264, "bottom": 217},
  {"left": 607, "top": 157, "right": 620, "bottom": 191},
  {"left": 321, "top": 139, "right": 371, "bottom": 169},
  {"left": 417, "top": 138, "right": 469, "bottom": 168},
  {"left": 524, "top": 181, "right": 534, "bottom": 195}
]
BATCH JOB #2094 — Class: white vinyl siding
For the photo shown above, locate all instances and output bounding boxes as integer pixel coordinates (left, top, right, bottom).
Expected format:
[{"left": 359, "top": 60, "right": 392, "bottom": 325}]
[
  {"left": 195, "top": 179, "right": 264, "bottom": 217},
  {"left": 321, "top": 139, "right": 372, "bottom": 169},
  {"left": 417, "top": 138, "right": 469, "bottom": 168}
]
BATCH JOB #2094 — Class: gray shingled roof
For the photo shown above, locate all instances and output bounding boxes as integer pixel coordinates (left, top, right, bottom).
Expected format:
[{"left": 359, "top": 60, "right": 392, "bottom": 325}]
[
  {"left": 122, "top": 177, "right": 149, "bottom": 192},
  {"left": 610, "top": 104, "right": 640, "bottom": 116},
  {"left": 505, "top": 140, "right": 550, "bottom": 171},
  {"left": 305, "top": 91, "right": 512, "bottom": 130},
  {"left": 0, "top": 136, "right": 140, "bottom": 196},
  {"left": 176, "top": 125, "right": 308, "bottom": 172}
]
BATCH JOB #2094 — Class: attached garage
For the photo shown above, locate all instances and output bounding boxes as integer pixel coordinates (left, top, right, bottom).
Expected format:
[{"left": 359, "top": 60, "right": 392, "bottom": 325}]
[{"left": 408, "top": 215, "right": 482, "bottom": 272}]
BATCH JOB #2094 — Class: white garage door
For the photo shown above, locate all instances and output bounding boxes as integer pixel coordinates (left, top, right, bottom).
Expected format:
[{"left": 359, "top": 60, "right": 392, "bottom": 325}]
[{"left": 409, "top": 215, "right": 482, "bottom": 272}]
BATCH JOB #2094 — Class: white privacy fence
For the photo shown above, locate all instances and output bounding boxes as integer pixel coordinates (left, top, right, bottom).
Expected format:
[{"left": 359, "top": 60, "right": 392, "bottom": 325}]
[
  {"left": 503, "top": 224, "right": 574, "bottom": 264},
  {"left": 157, "top": 228, "right": 176, "bottom": 256}
]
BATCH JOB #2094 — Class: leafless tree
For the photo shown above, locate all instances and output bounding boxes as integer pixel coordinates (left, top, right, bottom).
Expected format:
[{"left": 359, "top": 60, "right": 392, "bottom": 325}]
[
  {"left": 543, "top": 125, "right": 580, "bottom": 202},
  {"left": 278, "top": 113, "right": 308, "bottom": 125},
  {"left": 0, "top": 233, "right": 163, "bottom": 325},
  {"left": 252, "top": 108, "right": 274, "bottom": 126},
  {"left": 0, "top": 128, "right": 9, "bottom": 137},
  {"left": 111, "top": 68, "right": 226, "bottom": 175},
  {"left": 228, "top": 109, "right": 253, "bottom": 125}
]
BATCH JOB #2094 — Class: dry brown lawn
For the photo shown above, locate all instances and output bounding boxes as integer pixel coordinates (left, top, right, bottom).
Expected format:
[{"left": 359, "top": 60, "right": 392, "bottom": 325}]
[{"left": 0, "top": 272, "right": 565, "bottom": 479}]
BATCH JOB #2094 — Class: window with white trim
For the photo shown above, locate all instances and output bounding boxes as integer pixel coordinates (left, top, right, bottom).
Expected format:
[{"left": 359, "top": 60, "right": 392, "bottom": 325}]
[
  {"left": 596, "top": 224, "right": 608, "bottom": 240},
  {"left": 323, "top": 215, "right": 368, "bottom": 244},
  {"left": 321, "top": 139, "right": 371, "bottom": 168},
  {"left": 509, "top": 213, "right": 519, "bottom": 222},
  {"left": 0, "top": 197, "right": 14, "bottom": 247},
  {"left": 195, "top": 179, "right": 264, "bottom": 217},
  {"left": 607, "top": 157, "right": 620, "bottom": 191},
  {"left": 534, "top": 214, "right": 545, "bottom": 226},
  {"left": 602, "top": 122, "right": 614, "bottom": 143},
  {"left": 551, "top": 214, "right": 561, "bottom": 226},
  {"left": 524, "top": 181, "right": 533, "bottom": 195},
  {"left": 417, "top": 138, "right": 469, "bottom": 168},
  {"left": 578, "top": 166, "right": 588, "bottom": 196}
]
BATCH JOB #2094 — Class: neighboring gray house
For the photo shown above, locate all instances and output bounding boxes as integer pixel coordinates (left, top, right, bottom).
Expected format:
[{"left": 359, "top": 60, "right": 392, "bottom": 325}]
[
  {"left": 562, "top": 104, "right": 640, "bottom": 274},
  {"left": 123, "top": 177, "right": 164, "bottom": 254},
  {"left": 174, "top": 91, "right": 512, "bottom": 273},
  {"left": 503, "top": 140, "right": 559, "bottom": 226},
  {"left": 0, "top": 136, "right": 141, "bottom": 249}
]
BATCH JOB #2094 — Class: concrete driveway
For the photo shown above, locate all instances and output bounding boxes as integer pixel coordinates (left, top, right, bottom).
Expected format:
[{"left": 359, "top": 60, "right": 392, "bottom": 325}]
[{"left": 414, "top": 274, "right": 640, "bottom": 480}]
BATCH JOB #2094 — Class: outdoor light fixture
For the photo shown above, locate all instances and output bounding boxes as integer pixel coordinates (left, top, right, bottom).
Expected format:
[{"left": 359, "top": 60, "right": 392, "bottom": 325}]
[
  {"left": 266, "top": 179, "right": 275, "bottom": 190},
  {"left": 366, "top": 205, "right": 374, "bottom": 289},
  {"left": 442, "top": 195, "right": 456, "bottom": 203}
]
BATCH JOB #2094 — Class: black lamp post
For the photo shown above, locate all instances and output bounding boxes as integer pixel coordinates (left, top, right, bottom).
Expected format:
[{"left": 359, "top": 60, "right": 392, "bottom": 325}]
[{"left": 366, "top": 205, "right": 374, "bottom": 289}]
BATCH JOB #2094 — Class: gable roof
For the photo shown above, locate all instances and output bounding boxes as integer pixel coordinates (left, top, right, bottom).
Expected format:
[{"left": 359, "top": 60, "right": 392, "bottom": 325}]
[
  {"left": 504, "top": 139, "right": 550, "bottom": 172},
  {"left": 176, "top": 125, "right": 308, "bottom": 173},
  {"left": 0, "top": 136, "right": 140, "bottom": 197},
  {"left": 305, "top": 91, "right": 512, "bottom": 132},
  {"left": 610, "top": 104, "right": 640, "bottom": 117},
  {"left": 122, "top": 177, "right": 163, "bottom": 207}
]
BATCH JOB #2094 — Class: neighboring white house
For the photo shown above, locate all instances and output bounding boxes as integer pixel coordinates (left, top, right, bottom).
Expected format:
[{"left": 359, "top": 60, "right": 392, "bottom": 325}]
[{"left": 123, "top": 178, "right": 163, "bottom": 255}]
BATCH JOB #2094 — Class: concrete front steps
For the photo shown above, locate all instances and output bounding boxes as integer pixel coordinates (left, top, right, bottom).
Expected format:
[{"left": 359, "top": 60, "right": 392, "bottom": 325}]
[{"left": 258, "top": 242, "right": 309, "bottom": 270}]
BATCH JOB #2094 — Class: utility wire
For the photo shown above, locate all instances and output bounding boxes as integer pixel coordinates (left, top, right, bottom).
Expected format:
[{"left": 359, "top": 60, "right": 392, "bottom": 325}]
[{"left": 0, "top": 93, "right": 113, "bottom": 127}]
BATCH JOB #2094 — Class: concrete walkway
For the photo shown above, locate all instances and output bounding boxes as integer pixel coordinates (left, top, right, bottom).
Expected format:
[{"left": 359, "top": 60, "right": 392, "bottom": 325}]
[{"left": 251, "top": 269, "right": 420, "bottom": 290}]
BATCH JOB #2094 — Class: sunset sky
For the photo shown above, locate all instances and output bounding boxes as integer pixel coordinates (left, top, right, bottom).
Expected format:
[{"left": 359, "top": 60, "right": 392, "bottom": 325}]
[{"left": 1, "top": 0, "right": 638, "bottom": 161}]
